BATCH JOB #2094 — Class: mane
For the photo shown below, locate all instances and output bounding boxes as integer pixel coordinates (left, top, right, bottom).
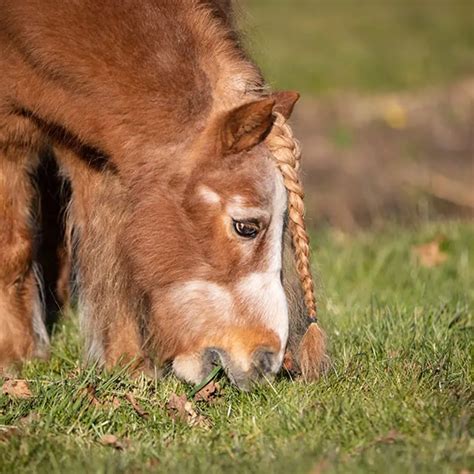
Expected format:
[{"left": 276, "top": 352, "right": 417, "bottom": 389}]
[{"left": 186, "top": 0, "right": 267, "bottom": 114}]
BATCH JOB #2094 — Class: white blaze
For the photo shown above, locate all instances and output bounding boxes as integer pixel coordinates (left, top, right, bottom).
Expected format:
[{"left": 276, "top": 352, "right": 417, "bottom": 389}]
[
  {"left": 233, "top": 168, "right": 288, "bottom": 361},
  {"left": 172, "top": 162, "right": 289, "bottom": 381}
]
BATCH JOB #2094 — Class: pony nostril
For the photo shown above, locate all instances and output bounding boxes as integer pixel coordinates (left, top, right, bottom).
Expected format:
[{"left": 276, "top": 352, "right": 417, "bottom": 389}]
[
  {"left": 253, "top": 349, "right": 276, "bottom": 374},
  {"left": 207, "top": 350, "right": 220, "bottom": 366},
  {"left": 203, "top": 348, "right": 228, "bottom": 368}
]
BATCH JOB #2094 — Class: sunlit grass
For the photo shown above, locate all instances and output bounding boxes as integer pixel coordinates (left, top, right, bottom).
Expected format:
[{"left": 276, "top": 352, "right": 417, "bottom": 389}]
[{"left": 1, "top": 221, "right": 472, "bottom": 473}]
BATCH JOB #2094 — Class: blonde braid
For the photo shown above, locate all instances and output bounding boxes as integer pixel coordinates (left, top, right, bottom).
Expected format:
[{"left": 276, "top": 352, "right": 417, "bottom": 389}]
[
  {"left": 266, "top": 112, "right": 317, "bottom": 319},
  {"left": 266, "top": 111, "right": 329, "bottom": 380}
]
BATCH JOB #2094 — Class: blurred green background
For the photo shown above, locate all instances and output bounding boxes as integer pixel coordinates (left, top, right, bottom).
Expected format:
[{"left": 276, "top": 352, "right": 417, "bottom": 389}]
[{"left": 245, "top": 0, "right": 474, "bottom": 95}]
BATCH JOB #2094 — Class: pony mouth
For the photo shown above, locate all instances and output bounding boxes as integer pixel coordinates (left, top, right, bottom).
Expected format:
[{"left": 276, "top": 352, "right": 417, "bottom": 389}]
[{"left": 202, "top": 348, "right": 279, "bottom": 390}]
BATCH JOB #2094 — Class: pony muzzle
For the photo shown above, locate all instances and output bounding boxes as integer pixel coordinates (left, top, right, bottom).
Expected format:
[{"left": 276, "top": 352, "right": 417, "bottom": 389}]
[{"left": 173, "top": 344, "right": 283, "bottom": 390}]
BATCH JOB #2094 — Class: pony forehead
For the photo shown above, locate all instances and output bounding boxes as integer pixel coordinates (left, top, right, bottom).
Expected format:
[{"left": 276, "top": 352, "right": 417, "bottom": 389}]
[
  {"left": 203, "top": 145, "right": 277, "bottom": 180},
  {"left": 226, "top": 200, "right": 271, "bottom": 221},
  {"left": 198, "top": 185, "right": 276, "bottom": 215},
  {"left": 199, "top": 158, "right": 280, "bottom": 205},
  {"left": 198, "top": 185, "right": 221, "bottom": 204}
]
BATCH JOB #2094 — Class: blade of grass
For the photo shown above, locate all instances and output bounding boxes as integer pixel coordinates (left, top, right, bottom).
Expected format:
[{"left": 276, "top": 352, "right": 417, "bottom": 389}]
[{"left": 187, "top": 366, "right": 222, "bottom": 399}]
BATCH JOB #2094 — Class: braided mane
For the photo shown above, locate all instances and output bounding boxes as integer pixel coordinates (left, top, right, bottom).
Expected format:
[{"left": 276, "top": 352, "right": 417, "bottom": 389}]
[
  {"left": 266, "top": 112, "right": 317, "bottom": 319},
  {"left": 266, "top": 112, "right": 329, "bottom": 380}
]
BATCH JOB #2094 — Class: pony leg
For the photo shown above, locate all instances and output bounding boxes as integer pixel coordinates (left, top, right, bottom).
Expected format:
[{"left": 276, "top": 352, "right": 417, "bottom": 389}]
[
  {"left": 55, "top": 147, "right": 147, "bottom": 372},
  {"left": 0, "top": 148, "right": 48, "bottom": 369}
]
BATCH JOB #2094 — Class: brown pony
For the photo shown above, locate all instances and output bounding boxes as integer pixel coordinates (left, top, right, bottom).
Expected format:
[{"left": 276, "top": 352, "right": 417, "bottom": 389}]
[{"left": 0, "top": 0, "right": 328, "bottom": 387}]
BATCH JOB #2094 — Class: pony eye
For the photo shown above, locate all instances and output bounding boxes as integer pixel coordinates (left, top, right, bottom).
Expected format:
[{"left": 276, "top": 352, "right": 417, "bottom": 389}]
[{"left": 232, "top": 220, "right": 260, "bottom": 239}]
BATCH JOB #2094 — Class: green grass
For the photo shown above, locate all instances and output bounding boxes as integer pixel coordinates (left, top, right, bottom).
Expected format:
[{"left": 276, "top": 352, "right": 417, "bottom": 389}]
[
  {"left": 244, "top": 0, "right": 474, "bottom": 95},
  {"left": 1, "top": 221, "right": 473, "bottom": 473}
]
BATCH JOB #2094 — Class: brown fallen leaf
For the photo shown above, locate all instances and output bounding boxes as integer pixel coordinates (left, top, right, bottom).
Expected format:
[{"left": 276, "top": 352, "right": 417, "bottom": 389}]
[
  {"left": 412, "top": 237, "right": 448, "bottom": 268},
  {"left": 0, "top": 412, "right": 40, "bottom": 443},
  {"left": 352, "top": 429, "right": 402, "bottom": 456},
  {"left": 100, "top": 395, "right": 121, "bottom": 409},
  {"left": 166, "top": 393, "right": 211, "bottom": 429},
  {"left": 18, "top": 412, "right": 41, "bottom": 427},
  {"left": 99, "top": 434, "right": 130, "bottom": 450},
  {"left": 0, "top": 426, "right": 20, "bottom": 442},
  {"left": 374, "top": 429, "right": 401, "bottom": 444},
  {"left": 125, "top": 392, "right": 148, "bottom": 418},
  {"left": 111, "top": 396, "right": 121, "bottom": 409},
  {"left": 311, "top": 459, "right": 329, "bottom": 474},
  {"left": 194, "top": 381, "right": 220, "bottom": 403},
  {"left": 66, "top": 368, "right": 81, "bottom": 380},
  {"left": 79, "top": 385, "right": 101, "bottom": 406},
  {"left": 2, "top": 379, "right": 32, "bottom": 399},
  {"left": 146, "top": 457, "right": 160, "bottom": 469}
]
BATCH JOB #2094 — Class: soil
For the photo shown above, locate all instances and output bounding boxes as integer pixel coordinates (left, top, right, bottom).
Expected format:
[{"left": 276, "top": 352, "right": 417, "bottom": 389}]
[{"left": 292, "top": 78, "right": 474, "bottom": 229}]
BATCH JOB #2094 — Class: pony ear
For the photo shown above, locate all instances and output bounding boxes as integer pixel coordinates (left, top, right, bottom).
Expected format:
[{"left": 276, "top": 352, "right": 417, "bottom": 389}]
[
  {"left": 271, "top": 90, "right": 300, "bottom": 119},
  {"left": 220, "top": 91, "right": 300, "bottom": 155},
  {"left": 221, "top": 98, "right": 275, "bottom": 155}
]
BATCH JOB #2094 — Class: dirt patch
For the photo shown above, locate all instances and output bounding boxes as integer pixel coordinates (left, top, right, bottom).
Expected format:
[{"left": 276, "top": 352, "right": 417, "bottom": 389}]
[{"left": 292, "top": 78, "right": 474, "bottom": 229}]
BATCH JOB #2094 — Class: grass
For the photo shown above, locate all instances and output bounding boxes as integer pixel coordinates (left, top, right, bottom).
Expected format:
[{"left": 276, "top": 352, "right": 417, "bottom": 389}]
[
  {"left": 1, "top": 220, "right": 472, "bottom": 473},
  {"left": 244, "top": 0, "right": 474, "bottom": 95}
]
